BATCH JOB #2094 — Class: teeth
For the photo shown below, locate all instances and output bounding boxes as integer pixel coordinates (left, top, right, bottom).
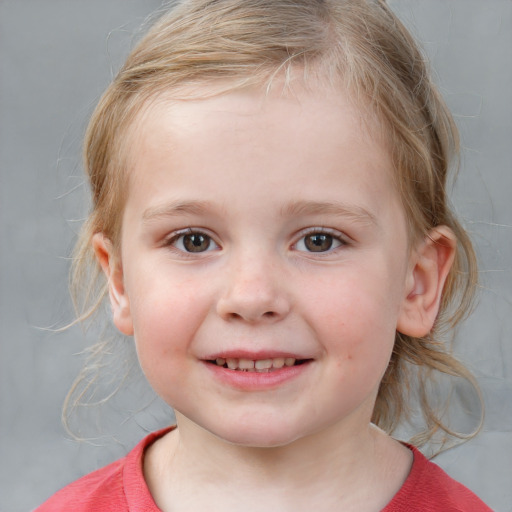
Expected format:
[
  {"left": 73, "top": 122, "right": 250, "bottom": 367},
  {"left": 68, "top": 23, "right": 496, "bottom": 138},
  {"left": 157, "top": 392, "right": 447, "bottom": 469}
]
[
  {"left": 238, "top": 358, "right": 254, "bottom": 369},
  {"left": 213, "top": 357, "right": 298, "bottom": 371},
  {"left": 254, "top": 359, "right": 273, "bottom": 370},
  {"left": 272, "top": 357, "right": 285, "bottom": 368}
]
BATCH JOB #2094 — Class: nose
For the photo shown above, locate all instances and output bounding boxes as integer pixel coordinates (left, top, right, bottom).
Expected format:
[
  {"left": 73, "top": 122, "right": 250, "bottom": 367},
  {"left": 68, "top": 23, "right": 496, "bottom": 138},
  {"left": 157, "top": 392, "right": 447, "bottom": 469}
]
[{"left": 216, "top": 253, "right": 291, "bottom": 323}]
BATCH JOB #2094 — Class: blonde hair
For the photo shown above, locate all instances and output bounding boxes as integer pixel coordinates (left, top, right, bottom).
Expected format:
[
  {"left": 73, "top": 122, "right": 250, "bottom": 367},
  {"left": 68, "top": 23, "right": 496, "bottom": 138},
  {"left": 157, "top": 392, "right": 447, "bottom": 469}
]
[{"left": 69, "top": 0, "right": 480, "bottom": 445}]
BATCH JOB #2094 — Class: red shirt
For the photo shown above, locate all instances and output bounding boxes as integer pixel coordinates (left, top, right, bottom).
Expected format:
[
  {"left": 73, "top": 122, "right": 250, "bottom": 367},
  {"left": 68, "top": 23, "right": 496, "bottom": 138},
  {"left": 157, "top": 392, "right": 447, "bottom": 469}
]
[{"left": 36, "top": 427, "right": 492, "bottom": 511}]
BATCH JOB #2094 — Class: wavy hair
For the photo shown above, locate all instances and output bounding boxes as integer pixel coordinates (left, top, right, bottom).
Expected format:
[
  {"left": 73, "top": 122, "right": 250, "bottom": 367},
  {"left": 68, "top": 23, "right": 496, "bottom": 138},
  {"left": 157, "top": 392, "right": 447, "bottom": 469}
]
[{"left": 67, "top": 0, "right": 481, "bottom": 446}]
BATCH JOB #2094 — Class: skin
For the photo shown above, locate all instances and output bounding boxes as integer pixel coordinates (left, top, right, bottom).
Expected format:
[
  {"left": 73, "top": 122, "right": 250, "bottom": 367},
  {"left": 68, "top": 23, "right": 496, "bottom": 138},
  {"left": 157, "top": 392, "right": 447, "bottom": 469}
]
[{"left": 94, "top": 82, "right": 456, "bottom": 512}]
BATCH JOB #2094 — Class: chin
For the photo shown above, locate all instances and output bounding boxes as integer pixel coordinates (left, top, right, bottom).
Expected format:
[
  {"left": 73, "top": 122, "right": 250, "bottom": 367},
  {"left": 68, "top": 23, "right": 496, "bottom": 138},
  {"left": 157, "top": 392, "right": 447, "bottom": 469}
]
[{"left": 212, "top": 419, "right": 307, "bottom": 449}]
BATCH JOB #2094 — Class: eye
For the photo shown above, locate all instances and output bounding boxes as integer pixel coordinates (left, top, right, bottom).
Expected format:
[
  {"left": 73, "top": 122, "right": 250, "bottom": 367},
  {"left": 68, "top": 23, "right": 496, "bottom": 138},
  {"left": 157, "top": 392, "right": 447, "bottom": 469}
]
[
  {"left": 294, "top": 231, "right": 344, "bottom": 253},
  {"left": 169, "top": 230, "right": 219, "bottom": 253}
]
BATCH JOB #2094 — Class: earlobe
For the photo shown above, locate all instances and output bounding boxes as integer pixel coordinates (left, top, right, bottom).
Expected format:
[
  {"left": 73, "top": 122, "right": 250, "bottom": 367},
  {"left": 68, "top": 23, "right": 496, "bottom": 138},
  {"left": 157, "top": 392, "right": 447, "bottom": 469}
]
[
  {"left": 92, "top": 233, "right": 134, "bottom": 336},
  {"left": 397, "top": 226, "right": 456, "bottom": 338}
]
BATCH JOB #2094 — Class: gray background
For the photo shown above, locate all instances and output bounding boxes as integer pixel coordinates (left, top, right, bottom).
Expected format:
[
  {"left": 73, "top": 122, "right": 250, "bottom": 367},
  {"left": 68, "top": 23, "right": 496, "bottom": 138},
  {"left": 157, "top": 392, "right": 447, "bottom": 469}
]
[{"left": 0, "top": 1, "right": 511, "bottom": 511}]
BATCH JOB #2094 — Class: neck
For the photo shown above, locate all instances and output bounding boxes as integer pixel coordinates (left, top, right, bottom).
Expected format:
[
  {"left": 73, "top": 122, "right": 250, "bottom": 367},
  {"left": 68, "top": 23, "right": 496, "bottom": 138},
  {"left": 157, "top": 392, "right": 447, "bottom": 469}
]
[
  {"left": 180, "top": 411, "right": 372, "bottom": 479},
  {"left": 144, "top": 412, "right": 411, "bottom": 511}
]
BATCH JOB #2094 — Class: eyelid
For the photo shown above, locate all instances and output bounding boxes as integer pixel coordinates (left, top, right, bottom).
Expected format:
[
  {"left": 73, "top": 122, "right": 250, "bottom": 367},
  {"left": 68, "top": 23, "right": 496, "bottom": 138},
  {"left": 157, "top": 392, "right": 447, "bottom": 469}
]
[
  {"left": 292, "top": 227, "right": 350, "bottom": 254},
  {"left": 164, "top": 227, "right": 221, "bottom": 255}
]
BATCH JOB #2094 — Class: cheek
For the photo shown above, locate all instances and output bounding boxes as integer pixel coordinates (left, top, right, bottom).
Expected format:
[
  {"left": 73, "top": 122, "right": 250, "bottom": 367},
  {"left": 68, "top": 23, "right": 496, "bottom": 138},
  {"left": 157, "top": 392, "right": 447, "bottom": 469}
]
[
  {"left": 125, "top": 273, "right": 212, "bottom": 377},
  {"left": 128, "top": 267, "right": 209, "bottom": 331},
  {"left": 304, "top": 270, "right": 400, "bottom": 365}
]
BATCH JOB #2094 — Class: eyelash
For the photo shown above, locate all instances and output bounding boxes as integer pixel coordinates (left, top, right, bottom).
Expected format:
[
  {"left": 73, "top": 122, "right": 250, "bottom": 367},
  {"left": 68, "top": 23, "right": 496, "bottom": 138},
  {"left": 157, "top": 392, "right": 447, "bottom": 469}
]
[
  {"left": 163, "top": 227, "right": 349, "bottom": 257},
  {"left": 292, "top": 227, "right": 349, "bottom": 255},
  {"left": 164, "top": 228, "right": 220, "bottom": 256}
]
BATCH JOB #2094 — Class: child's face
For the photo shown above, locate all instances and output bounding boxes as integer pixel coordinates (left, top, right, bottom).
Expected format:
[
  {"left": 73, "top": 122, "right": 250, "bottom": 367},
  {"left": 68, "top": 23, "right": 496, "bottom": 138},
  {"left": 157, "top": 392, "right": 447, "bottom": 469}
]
[{"left": 105, "top": 83, "right": 418, "bottom": 447}]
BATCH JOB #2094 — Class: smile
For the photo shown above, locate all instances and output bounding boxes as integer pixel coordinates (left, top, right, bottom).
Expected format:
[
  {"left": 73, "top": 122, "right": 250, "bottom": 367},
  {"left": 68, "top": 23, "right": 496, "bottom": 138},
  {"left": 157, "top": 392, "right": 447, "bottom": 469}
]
[{"left": 209, "top": 357, "right": 309, "bottom": 372}]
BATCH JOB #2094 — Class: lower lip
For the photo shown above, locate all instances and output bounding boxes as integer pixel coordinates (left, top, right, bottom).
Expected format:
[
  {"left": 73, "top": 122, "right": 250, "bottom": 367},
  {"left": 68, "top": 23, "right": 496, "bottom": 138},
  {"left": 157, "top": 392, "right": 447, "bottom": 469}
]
[{"left": 203, "top": 361, "right": 312, "bottom": 391}]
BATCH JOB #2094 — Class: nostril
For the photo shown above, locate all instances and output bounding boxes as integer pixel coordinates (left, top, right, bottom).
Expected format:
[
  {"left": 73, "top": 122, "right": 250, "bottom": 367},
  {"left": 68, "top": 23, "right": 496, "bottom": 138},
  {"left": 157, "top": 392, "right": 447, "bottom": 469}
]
[
  {"left": 217, "top": 293, "right": 290, "bottom": 323},
  {"left": 227, "top": 310, "right": 276, "bottom": 322}
]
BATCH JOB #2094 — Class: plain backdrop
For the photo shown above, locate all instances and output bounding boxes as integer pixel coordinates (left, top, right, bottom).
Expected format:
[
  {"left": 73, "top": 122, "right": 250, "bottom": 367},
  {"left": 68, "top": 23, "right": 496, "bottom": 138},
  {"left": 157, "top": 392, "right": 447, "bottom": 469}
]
[{"left": 0, "top": 1, "right": 511, "bottom": 511}]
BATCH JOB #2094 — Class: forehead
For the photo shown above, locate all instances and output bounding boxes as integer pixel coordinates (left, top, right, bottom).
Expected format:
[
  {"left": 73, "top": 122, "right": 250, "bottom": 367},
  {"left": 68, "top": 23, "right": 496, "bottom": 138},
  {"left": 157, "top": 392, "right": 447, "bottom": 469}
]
[
  {"left": 122, "top": 81, "right": 398, "bottom": 222},
  {"left": 128, "top": 78, "right": 388, "bottom": 169}
]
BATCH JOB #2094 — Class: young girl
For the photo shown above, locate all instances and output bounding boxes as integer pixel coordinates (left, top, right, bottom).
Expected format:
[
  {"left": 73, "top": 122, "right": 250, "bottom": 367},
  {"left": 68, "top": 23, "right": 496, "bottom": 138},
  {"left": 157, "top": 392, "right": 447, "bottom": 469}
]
[{"left": 36, "top": 0, "right": 492, "bottom": 510}]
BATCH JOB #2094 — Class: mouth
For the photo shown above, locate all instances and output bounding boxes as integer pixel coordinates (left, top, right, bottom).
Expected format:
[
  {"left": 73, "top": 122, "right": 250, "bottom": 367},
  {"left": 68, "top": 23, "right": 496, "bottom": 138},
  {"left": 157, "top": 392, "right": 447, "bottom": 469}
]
[{"left": 206, "top": 357, "right": 311, "bottom": 373}]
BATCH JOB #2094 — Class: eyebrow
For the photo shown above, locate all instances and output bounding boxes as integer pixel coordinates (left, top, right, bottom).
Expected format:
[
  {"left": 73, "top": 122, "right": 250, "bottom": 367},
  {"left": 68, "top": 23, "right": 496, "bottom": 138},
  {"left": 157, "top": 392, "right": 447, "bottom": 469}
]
[
  {"left": 142, "top": 199, "right": 378, "bottom": 226},
  {"left": 280, "top": 200, "right": 378, "bottom": 227},
  {"left": 142, "top": 200, "right": 215, "bottom": 222}
]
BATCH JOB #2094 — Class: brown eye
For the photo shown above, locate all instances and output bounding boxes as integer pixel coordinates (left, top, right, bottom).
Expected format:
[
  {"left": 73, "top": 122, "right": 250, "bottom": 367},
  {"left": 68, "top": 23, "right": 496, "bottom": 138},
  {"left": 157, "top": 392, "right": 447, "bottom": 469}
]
[
  {"left": 294, "top": 231, "right": 344, "bottom": 254},
  {"left": 304, "top": 233, "right": 334, "bottom": 252},
  {"left": 170, "top": 231, "right": 219, "bottom": 254},
  {"left": 182, "top": 233, "right": 212, "bottom": 252}
]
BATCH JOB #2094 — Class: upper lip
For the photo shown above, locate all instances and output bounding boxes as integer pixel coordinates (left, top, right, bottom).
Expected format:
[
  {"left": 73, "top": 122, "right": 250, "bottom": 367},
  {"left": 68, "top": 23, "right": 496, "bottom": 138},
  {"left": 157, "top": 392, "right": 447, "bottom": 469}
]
[{"left": 202, "top": 350, "right": 312, "bottom": 361}]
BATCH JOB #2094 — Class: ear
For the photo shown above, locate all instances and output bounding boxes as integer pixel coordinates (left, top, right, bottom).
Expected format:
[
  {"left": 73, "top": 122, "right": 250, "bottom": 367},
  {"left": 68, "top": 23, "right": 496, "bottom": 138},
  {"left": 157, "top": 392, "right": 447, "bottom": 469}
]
[
  {"left": 397, "top": 226, "right": 456, "bottom": 338},
  {"left": 92, "top": 233, "right": 134, "bottom": 336}
]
